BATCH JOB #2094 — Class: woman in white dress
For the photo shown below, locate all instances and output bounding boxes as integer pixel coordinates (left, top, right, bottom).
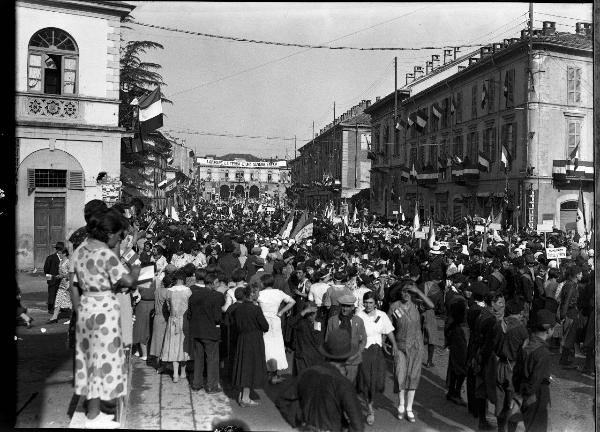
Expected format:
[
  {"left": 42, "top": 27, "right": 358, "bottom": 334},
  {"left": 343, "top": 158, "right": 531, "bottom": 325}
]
[{"left": 257, "top": 273, "right": 295, "bottom": 384}]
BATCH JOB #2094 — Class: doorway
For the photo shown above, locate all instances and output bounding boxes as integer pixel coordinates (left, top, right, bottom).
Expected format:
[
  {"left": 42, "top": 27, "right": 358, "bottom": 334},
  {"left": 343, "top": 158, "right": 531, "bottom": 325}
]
[{"left": 34, "top": 196, "right": 65, "bottom": 269}]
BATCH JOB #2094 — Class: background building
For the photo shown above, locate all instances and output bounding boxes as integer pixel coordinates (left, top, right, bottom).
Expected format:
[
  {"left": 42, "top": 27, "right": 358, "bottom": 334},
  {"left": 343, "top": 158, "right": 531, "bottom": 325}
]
[
  {"left": 291, "top": 100, "right": 372, "bottom": 210},
  {"left": 15, "top": 0, "right": 134, "bottom": 270},
  {"left": 196, "top": 154, "right": 290, "bottom": 204},
  {"left": 369, "top": 22, "right": 593, "bottom": 232}
]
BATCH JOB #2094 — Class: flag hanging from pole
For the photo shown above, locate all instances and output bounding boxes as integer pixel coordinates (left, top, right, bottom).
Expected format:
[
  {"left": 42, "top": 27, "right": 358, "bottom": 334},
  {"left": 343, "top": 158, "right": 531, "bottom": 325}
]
[
  {"left": 137, "top": 87, "right": 163, "bottom": 138},
  {"left": 279, "top": 211, "right": 295, "bottom": 239},
  {"left": 412, "top": 201, "right": 420, "bottom": 232},
  {"left": 171, "top": 206, "right": 179, "bottom": 222},
  {"left": 569, "top": 142, "right": 580, "bottom": 171},
  {"left": 427, "top": 218, "right": 436, "bottom": 248},
  {"left": 576, "top": 186, "right": 586, "bottom": 237}
]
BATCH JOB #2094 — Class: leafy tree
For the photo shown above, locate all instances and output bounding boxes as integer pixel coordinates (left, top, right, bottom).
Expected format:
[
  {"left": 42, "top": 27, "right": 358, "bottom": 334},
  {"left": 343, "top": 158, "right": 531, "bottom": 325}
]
[{"left": 118, "top": 16, "right": 173, "bottom": 205}]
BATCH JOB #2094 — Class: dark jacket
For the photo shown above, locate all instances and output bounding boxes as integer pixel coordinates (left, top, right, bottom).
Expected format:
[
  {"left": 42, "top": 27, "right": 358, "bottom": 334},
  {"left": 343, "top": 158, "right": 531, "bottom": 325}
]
[
  {"left": 188, "top": 285, "right": 225, "bottom": 340},
  {"left": 217, "top": 252, "right": 241, "bottom": 280},
  {"left": 243, "top": 255, "right": 261, "bottom": 281},
  {"left": 43, "top": 253, "right": 61, "bottom": 283},
  {"left": 275, "top": 363, "right": 364, "bottom": 432}
]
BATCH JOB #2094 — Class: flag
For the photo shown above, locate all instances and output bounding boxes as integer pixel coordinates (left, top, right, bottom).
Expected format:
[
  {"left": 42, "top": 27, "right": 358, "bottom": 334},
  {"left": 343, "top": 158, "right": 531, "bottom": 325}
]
[
  {"left": 229, "top": 205, "right": 233, "bottom": 219},
  {"left": 192, "top": 204, "right": 197, "bottom": 213},
  {"left": 501, "top": 143, "right": 512, "bottom": 168},
  {"left": 279, "top": 211, "right": 295, "bottom": 239},
  {"left": 478, "top": 151, "right": 490, "bottom": 172},
  {"left": 576, "top": 187, "right": 586, "bottom": 237},
  {"left": 452, "top": 155, "right": 463, "bottom": 165},
  {"left": 503, "top": 72, "right": 508, "bottom": 98},
  {"left": 412, "top": 201, "right": 420, "bottom": 232},
  {"left": 450, "top": 96, "right": 456, "bottom": 115},
  {"left": 432, "top": 102, "right": 442, "bottom": 118},
  {"left": 171, "top": 206, "right": 179, "bottom": 221},
  {"left": 415, "top": 109, "right": 428, "bottom": 130},
  {"left": 397, "top": 117, "right": 409, "bottom": 130},
  {"left": 257, "top": 203, "right": 264, "bottom": 213},
  {"left": 290, "top": 210, "right": 309, "bottom": 239},
  {"left": 568, "top": 143, "right": 580, "bottom": 171},
  {"left": 294, "top": 216, "right": 314, "bottom": 243},
  {"left": 427, "top": 218, "right": 436, "bottom": 248},
  {"left": 408, "top": 112, "right": 417, "bottom": 128},
  {"left": 164, "top": 206, "right": 168, "bottom": 217},
  {"left": 352, "top": 206, "right": 358, "bottom": 224},
  {"left": 410, "top": 163, "right": 418, "bottom": 179},
  {"left": 481, "top": 82, "right": 488, "bottom": 109},
  {"left": 137, "top": 87, "right": 163, "bottom": 137}
]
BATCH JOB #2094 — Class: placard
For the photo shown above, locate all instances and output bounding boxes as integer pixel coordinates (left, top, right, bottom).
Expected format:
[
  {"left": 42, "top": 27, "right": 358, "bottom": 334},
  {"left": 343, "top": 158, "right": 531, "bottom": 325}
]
[
  {"left": 542, "top": 219, "right": 554, "bottom": 226},
  {"left": 392, "top": 211, "right": 399, "bottom": 215},
  {"left": 348, "top": 227, "right": 361, "bottom": 234},
  {"left": 138, "top": 265, "right": 155, "bottom": 284},
  {"left": 474, "top": 224, "right": 485, "bottom": 232},
  {"left": 414, "top": 231, "right": 427, "bottom": 239},
  {"left": 489, "top": 223, "right": 502, "bottom": 231},
  {"left": 546, "top": 247, "right": 567, "bottom": 259},
  {"left": 537, "top": 224, "right": 553, "bottom": 233}
]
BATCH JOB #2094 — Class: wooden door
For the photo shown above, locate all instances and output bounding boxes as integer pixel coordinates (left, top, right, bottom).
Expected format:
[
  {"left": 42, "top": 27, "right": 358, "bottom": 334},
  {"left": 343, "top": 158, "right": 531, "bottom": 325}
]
[{"left": 34, "top": 197, "right": 65, "bottom": 269}]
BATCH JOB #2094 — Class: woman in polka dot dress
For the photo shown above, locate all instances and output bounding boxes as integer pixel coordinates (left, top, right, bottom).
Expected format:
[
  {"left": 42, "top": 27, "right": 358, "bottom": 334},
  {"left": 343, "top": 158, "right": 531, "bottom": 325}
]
[{"left": 71, "top": 208, "right": 140, "bottom": 428}]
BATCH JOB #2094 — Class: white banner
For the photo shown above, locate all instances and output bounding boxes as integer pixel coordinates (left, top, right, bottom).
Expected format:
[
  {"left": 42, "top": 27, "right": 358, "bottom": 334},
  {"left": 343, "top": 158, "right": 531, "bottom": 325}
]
[
  {"left": 348, "top": 227, "right": 361, "bottom": 234},
  {"left": 414, "top": 231, "right": 427, "bottom": 239},
  {"left": 545, "top": 247, "right": 567, "bottom": 259},
  {"left": 489, "top": 223, "right": 502, "bottom": 230},
  {"left": 474, "top": 224, "right": 485, "bottom": 232},
  {"left": 294, "top": 222, "right": 314, "bottom": 242},
  {"left": 537, "top": 224, "right": 553, "bottom": 233}
]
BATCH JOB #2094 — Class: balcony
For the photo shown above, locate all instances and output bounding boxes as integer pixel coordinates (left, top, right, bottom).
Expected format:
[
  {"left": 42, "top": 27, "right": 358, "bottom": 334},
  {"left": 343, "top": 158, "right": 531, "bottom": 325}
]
[
  {"left": 416, "top": 165, "right": 439, "bottom": 187},
  {"left": 23, "top": 94, "right": 79, "bottom": 119},
  {"left": 552, "top": 160, "right": 593, "bottom": 185}
]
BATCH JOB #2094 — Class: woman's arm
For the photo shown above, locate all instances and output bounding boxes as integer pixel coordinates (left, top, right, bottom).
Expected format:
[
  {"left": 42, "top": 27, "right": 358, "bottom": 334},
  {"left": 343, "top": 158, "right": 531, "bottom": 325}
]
[
  {"left": 69, "top": 272, "right": 80, "bottom": 310},
  {"left": 408, "top": 285, "right": 434, "bottom": 309},
  {"left": 277, "top": 297, "right": 296, "bottom": 317}
]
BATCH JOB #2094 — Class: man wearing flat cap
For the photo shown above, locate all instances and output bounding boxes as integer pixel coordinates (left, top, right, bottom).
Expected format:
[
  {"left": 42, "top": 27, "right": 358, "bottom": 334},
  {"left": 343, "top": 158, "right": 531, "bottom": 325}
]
[
  {"left": 510, "top": 309, "right": 555, "bottom": 432},
  {"left": 44, "top": 241, "right": 65, "bottom": 314},
  {"left": 325, "top": 294, "right": 367, "bottom": 384}
]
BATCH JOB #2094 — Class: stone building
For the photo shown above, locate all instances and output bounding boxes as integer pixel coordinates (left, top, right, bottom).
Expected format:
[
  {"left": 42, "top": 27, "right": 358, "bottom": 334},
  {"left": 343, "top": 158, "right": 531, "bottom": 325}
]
[
  {"left": 368, "top": 22, "right": 593, "bottom": 232},
  {"left": 15, "top": 0, "right": 134, "bottom": 270},
  {"left": 291, "top": 100, "right": 372, "bottom": 210},
  {"left": 196, "top": 154, "right": 290, "bottom": 203}
]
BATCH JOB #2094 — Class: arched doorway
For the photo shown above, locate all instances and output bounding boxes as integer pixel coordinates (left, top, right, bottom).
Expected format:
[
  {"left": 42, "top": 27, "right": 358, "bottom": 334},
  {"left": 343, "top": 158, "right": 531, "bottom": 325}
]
[
  {"left": 249, "top": 185, "right": 260, "bottom": 198},
  {"left": 219, "top": 185, "right": 230, "bottom": 200},
  {"left": 560, "top": 200, "right": 578, "bottom": 232},
  {"left": 234, "top": 185, "right": 244, "bottom": 197}
]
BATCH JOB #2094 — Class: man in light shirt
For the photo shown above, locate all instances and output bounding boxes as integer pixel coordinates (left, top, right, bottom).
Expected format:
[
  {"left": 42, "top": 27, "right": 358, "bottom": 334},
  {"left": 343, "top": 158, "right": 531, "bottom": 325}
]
[
  {"left": 308, "top": 269, "right": 331, "bottom": 307},
  {"left": 191, "top": 243, "right": 207, "bottom": 269}
]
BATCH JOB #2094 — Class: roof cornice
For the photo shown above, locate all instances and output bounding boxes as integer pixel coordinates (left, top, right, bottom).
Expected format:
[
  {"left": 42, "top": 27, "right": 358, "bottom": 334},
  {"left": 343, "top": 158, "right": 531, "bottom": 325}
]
[{"left": 17, "top": 0, "right": 135, "bottom": 17}]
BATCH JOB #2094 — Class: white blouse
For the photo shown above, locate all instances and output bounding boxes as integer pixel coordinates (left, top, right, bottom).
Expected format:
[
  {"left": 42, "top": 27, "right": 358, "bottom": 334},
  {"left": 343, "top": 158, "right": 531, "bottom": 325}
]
[{"left": 356, "top": 309, "right": 395, "bottom": 348}]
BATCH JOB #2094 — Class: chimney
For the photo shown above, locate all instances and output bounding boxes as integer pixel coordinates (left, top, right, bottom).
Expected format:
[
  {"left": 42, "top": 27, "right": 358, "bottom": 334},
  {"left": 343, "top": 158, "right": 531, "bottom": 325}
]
[
  {"left": 542, "top": 21, "right": 556, "bottom": 35},
  {"left": 376, "top": 96, "right": 381, "bottom": 102},
  {"left": 503, "top": 38, "right": 511, "bottom": 47},
  {"left": 479, "top": 46, "right": 492, "bottom": 57},
  {"left": 458, "top": 65, "right": 466, "bottom": 71},
  {"left": 510, "top": 38, "right": 520, "bottom": 44},
  {"left": 532, "top": 29, "right": 543, "bottom": 37},
  {"left": 469, "top": 57, "right": 479, "bottom": 65},
  {"left": 493, "top": 43, "right": 503, "bottom": 52},
  {"left": 576, "top": 22, "right": 592, "bottom": 36}
]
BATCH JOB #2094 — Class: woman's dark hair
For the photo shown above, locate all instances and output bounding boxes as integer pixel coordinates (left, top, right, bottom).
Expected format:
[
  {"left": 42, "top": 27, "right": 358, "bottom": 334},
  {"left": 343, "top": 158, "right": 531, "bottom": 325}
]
[
  {"left": 547, "top": 268, "right": 560, "bottom": 280},
  {"left": 242, "top": 284, "right": 254, "bottom": 300},
  {"left": 86, "top": 208, "right": 129, "bottom": 243},
  {"left": 60, "top": 248, "right": 70, "bottom": 257},
  {"left": 84, "top": 199, "right": 108, "bottom": 223},
  {"left": 363, "top": 290, "right": 377, "bottom": 303},
  {"left": 182, "top": 263, "right": 196, "bottom": 277},
  {"left": 194, "top": 268, "right": 207, "bottom": 282},
  {"left": 260, "top": 273, "right": 274, "bottom": 288},
  {"left": 174, "top": 269, "right": 187, "bottom": 282},
  {"left": 205, "top": 273, "right": 218, "bottom": 286},
  {"left": 231, "top": 268, "right": 247, "bottom": 283},
  {"left": 154, "top": 245, "right": 165, "bottom": 256},
  {"left": 162, "top": 274, "right": 174, "bottom": 288}
]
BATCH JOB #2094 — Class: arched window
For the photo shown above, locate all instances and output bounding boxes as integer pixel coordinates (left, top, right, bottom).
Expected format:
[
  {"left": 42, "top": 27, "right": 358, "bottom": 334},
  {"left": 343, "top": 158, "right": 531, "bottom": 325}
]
[{"left": 28, "top": 28, "right": 78, "bottom": 95}]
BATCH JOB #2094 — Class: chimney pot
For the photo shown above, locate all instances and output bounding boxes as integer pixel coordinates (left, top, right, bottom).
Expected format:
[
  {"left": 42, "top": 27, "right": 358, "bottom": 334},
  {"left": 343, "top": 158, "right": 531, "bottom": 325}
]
[
  {"left": 521, "top": 29, "right": 529, "bottom": 39},
  {"left": 469, "top": 57, "right": 479, "bottom": 65},
  {"left": 376, "top": 96, "right": 381, "bottom": 101},
  {"left": 510, "top": 38, "right": 520, "bottom": 44},
  {"left": 542, "top": 21, "right": 556, "bottom": 35}
]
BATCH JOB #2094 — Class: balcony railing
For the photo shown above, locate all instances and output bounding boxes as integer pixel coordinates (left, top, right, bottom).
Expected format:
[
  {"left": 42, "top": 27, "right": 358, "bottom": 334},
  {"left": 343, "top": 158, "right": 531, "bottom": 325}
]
[
  {"left": 552, "top": 160, "right": 593, "bottom": 184},
  {"left": 23, "top": 94, "right": 80, "bottom": 119}
]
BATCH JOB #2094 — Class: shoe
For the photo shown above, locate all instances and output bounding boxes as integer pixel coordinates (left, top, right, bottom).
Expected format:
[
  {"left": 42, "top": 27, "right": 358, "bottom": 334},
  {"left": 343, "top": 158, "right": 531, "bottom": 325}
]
[
  {"left": 406, "top": 410, "right": 415, "bottom": 422},
  {"left": 366, "top": 412, "right": 375, "bottom": 425},
  {"left": 47, "top": 319, "right": 58, "bottom": 324},
  {"left": 84, "top": 412, "right": 120, "bottom": 429},
  {"left": 133, "top": 352, "right": 140, "bottom": 357},
  {"left": 423, "top": 361, "right": 435, "bottom": 368},
  {"left": 239, "top": 399, "right": 259, "bottom": 407},
  {"left": 397, "top": 406, "right": 405, "bottom": 420},
  {"left": 63, "top": 320, "right": 70, "bottom": 325},
  {"left": 205, "top": 386, "right": 222, "bottom": 394},
  {"left": 191, "top": 385, "right": 204, "bottom": 392},
  {"left": 140, "top": 356, "right": 147, "bottom": 361},
  {"left": 173, "top": 376, "right": 179, "bottom": 383}
]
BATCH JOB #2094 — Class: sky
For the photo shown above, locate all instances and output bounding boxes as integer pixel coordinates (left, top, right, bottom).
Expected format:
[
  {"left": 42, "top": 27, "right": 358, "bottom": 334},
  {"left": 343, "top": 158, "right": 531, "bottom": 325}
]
[{"left": 124, "top": 2, "right": 592, "bottom": 160}]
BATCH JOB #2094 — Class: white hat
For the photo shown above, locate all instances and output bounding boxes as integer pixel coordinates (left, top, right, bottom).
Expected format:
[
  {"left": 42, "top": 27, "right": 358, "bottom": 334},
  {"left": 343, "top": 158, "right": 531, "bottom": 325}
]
[
  {"left": 430, "top": 242, "right": 442, "bottom": 254},
  {"left": 533, "top": 251, "right": 543, "bottom": 259},
  {"left": 288, "top": 239, "right": 295, "bottom": 245},
  {"left": 547, "top": 260, "right": 558, "bottom": 268},
  {"left": 588, "top": 249, "right": 594, "bottom": 257},
  {"left": 461, "top": 244, "right": 469, "bottom": 256}
]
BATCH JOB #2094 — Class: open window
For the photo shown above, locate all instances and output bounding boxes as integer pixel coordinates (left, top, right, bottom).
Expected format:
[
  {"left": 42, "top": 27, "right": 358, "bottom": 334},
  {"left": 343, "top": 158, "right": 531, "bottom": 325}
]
[{"left": 28, "top": 27, "right": 78, "bottom": 95}]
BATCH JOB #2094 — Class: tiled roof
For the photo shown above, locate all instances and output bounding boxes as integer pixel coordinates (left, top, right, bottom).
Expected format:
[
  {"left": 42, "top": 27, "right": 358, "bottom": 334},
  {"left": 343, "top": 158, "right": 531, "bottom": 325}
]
[
  {"left": 533, "top": 31, "right": 592, "bottom": 51},
  {"left": 340, "top": 112, "right": 371, "bottom": 126}
]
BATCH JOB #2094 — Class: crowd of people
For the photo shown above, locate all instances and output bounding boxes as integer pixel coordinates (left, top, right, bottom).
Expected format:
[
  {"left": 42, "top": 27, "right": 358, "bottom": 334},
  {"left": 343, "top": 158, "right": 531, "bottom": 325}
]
[{"left": 25, "top": 196, "right": 595, "bottom": 431}]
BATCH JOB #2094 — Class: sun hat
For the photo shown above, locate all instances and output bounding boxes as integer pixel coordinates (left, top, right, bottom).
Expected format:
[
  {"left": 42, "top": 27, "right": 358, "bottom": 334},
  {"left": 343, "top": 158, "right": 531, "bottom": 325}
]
[
  {"left": 318, "top": 328, "right": 359, "bottom": 360},
  {"left": 338, "top": 294, "right": 357, "bottom": 305}
]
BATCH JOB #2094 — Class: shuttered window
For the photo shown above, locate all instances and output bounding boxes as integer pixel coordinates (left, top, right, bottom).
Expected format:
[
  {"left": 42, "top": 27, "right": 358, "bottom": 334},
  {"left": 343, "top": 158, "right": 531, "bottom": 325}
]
[
  {"left": 567, "top": 67, "right": 581, "bottom": 104},
  {"left": 68, "top": 170, "right": 84, "bottom": 190}
]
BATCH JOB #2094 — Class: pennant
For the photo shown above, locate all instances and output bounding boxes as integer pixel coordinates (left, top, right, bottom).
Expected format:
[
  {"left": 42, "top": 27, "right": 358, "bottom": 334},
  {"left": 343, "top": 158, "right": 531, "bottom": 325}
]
[
  {"left": 478, "top": 151, "right": 490, "bottom": 172},
  {"left": 432, "top": 102, "right": 442, "bottom": 118},
  {"left": 576, "top": 187, "right": 586, "bottom": 237},
  {"left": 412, "top": 200, "right": 420, "bottom": 232},
  {"left": 137, "top": 87, "right": 163, "bottom": 137}
]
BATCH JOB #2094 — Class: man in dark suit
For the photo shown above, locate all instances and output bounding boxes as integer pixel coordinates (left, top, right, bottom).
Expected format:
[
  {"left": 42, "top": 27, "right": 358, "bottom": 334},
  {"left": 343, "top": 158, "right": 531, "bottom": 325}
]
[
  {"left": 188, "top": 271, "right": 225, "bottom": 393},
  {"left": 43, "top": 241, "right": 64, "bottom": 314}
]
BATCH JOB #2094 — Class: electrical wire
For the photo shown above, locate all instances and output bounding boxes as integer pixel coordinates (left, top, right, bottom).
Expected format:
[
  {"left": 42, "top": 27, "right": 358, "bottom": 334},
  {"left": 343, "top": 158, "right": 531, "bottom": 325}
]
[
  {"left": 535, "top": 12, "right": 591, "bottom": 22},
  {"left": 163, "top": 128, "right": 312, "bottom": 141}
]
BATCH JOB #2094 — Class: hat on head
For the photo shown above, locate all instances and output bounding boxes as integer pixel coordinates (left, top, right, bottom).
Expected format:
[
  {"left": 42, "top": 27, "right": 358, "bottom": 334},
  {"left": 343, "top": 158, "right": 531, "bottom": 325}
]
[
  {"left": 251, "top": 247, "right": 262, "bottom": 255},
  {"left": 254, "top": 257, "right": 265, "bottom": 267},
  {"left": 505, "top": 298, "right": 524, "bottom": 315},
  {"left": 318, "top": 328, "right": 359, "bottom": 360},
  {"left": 338, "top": 294, "right": 357, "bottom": 305},
  {"left": 54, "top": 241, "right": 66, "bottom": 250},
  {"left": 535, "top": 309, "right": 556, "bottom": 330},
  {"left": 547, "top": 260, "right": 558, "bottom": 269},
  {"left": 430, "top": 242, "right": 442, "bottom": 254},
  {"left": 469, "top": 281, "right": 488, "bottom": 298}
]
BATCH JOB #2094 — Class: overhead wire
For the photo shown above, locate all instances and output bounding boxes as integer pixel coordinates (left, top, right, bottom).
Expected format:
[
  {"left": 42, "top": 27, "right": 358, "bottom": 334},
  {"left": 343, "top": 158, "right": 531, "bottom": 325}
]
[{"left": 535, "top": 11, "right": 591, "bottom": 22}]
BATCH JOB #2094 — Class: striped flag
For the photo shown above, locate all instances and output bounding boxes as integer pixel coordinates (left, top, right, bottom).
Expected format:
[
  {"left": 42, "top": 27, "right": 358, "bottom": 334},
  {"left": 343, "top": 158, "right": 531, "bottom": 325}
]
[
  {"left": 412, "top": 200, "right": 420, "bottom": 231},
  {"left": 501, "top": 143, "right": 511, "bottom": 169},
  {"left": 136, "top": 87, "right": 163, "bottom": 138},
  {"left": 576, "top": 187, "right": 586, "bottom": 237},
  {"left": 432, "top": 102, "right": 442, "bottom": 118},
  {"left": 478, "top": 151, "right": 490, "bottom": 172},
  {"left": 427, "top": 218, "right": 436, "bottom": 248},
  {"left": 397, "top": 116, "right": 409, "bottom": 130},
  {"left": 568, "top": 143, "right": 580, "bottom": 171},
  {"left": 408, "top": 112, "right": 417, "bottom": 128},
  {"left": 279, "top": 211, "right": 295, "bottom": 238},
  {"left": 290, "top": 210, "right": 308, "bottom": 239},
  {"left": 415, "top": 109, "right": 428, "bottom": 130}
]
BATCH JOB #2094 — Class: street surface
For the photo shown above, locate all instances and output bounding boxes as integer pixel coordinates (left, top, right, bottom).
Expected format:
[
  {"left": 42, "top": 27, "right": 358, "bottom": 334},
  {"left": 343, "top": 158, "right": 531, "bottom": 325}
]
[{"left": 15, "top": 272, "right": 595, "bottom": 431}]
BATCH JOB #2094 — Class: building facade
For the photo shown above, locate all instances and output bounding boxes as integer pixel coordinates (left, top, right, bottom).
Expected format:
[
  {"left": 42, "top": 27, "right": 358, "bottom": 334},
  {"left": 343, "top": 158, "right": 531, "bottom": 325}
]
[
  {"left": 368, "top": 22, "right": 593, "bottom": 232},
  {"left": 291, "top": 100, "right": 372, "bottom": 210},
  {"left": 15, "top": 0, "right": 134, "bottom": 270},
  {"left": 196, "top": 156, "right": 290, "bottom": 203}
]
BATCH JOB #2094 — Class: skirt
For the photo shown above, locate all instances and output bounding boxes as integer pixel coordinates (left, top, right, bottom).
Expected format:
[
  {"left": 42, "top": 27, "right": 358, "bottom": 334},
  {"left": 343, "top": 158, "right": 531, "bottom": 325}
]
[
  {"left": 263, "top": 315, "right": 288, "bottom": 372},
  {"left": 161, "top": 317, "right": 190, "bottom": 362},
  {"left": 149, "top": 314, "right": 167, "bottom": 357},
  {"left": 74, "top": 293, "right": 127, "bottom": 401},
  {"left": 393, "top": 343, "right": 424, "bottom": 391},
  {"left": 132, "top": 300, "right": 154, "bottom": 345},
  {"left": 55, "top": 285, "right": 72, "bottom": 310},
  {"left": 357, "top": 344, "right": 387, "bottom": 399},
  {"left": 232, "top": 331, "right": 267, "bottom": 389}
]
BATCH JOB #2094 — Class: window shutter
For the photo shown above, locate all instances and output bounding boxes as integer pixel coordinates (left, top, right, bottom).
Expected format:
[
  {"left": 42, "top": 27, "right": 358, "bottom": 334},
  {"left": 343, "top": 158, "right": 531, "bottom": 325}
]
[
  {"left": 27, "top": 168, "right": 35, "bottom": 189},
  {"left": 68, "top": 170, "right": 84, "bottom": 190}
]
